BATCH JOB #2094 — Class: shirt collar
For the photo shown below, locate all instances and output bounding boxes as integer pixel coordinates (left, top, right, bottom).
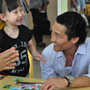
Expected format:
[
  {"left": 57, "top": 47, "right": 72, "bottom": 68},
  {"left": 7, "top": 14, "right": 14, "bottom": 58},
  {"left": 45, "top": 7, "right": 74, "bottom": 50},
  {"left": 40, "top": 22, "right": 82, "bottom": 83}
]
[
  {"left": 75, "top": 43, "right": 86, "bottom": 55},
  {"left": 57, "top": 51, "right": 65, "bottom": 58}
]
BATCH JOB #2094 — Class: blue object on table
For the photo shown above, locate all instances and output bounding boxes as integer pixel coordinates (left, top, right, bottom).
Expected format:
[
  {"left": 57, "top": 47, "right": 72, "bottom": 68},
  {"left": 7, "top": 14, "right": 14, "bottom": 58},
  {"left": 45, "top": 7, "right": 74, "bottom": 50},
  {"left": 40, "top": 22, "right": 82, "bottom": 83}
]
[{"left": 13, "top": 78, "right": 22, "bottom": 81}]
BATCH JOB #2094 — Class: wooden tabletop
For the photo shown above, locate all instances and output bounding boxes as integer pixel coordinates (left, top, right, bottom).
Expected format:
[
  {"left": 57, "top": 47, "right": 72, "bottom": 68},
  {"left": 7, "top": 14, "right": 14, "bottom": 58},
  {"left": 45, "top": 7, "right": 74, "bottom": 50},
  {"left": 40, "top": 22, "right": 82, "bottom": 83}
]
[{"left": 0, "top": 76, "right": 90, "bottom": 90}]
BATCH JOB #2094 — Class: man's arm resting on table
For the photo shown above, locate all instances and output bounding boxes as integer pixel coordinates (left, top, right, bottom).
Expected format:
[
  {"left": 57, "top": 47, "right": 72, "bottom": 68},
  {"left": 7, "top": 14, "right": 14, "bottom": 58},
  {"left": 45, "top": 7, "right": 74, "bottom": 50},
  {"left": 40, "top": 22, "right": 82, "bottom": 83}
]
[
  {"left": 71, "top": 76, "right": 90, "bottom": 87},
  {"left": 40, "top": 76, "right": 90, "bottom": 90}
]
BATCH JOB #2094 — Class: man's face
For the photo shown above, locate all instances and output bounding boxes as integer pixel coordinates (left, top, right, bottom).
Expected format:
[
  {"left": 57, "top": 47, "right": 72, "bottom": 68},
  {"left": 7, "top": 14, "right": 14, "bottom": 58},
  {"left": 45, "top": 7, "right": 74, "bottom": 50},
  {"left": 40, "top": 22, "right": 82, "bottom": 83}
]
[{"left": 51, "top": 21, "right": 73, "bottom": 51}]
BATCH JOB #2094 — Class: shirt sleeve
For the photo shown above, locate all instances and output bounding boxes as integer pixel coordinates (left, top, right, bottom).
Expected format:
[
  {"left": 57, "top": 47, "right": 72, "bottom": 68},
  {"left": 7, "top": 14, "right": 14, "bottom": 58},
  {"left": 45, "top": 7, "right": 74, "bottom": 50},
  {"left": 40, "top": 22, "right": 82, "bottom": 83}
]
[
  {"left": 27, "top": 28, "right": 32, "bottom": 42},
  {"left": 19, "top": 25, "right": 32, "bottom": 42},
  {"left": 83, "top": 63, "right": 90, "bottom": 78},
  {"left": 40, "top": 48, "right": 58, "bottom": 80}
]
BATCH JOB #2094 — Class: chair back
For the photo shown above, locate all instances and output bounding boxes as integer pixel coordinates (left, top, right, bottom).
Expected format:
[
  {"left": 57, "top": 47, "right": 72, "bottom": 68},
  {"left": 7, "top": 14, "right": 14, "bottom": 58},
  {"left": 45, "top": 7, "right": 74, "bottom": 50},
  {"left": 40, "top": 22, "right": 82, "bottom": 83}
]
[
  {"left": 0, "top": 20, "right": 6, "bottom": 30},
  {"left": 27, "top": 49, "right": 34, "bottom": 78}
]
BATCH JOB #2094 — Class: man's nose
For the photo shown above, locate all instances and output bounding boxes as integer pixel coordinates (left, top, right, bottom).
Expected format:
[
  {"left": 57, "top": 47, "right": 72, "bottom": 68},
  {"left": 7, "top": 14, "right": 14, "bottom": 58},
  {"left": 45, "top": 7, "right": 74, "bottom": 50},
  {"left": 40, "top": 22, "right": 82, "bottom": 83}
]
[{"left": 51, "top": 35, "right": 56, "bottom": 43}]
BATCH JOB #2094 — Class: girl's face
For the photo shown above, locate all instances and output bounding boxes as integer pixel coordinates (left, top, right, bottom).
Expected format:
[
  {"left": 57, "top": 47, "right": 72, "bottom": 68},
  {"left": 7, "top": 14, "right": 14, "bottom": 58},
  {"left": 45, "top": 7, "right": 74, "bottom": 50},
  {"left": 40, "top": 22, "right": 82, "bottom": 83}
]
[{"left": 4, "top": 5, "right": 25, "bottom": 26}]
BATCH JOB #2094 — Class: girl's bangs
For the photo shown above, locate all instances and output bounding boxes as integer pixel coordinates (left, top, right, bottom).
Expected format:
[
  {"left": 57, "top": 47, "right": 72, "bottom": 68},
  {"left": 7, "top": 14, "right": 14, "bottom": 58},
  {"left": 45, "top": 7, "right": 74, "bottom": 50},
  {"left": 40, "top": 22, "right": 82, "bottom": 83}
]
[{"left": 5, "top": 0, "right": 21, "bottom": 12}]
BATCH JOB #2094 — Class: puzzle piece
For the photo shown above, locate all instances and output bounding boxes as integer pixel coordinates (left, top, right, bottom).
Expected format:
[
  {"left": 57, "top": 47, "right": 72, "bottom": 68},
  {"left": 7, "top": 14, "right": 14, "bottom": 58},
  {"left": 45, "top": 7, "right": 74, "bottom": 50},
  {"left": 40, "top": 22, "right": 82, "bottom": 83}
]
[
  {"left": 2, "top": 84, "right": 11, "bottom": 89},
  {"left": 13, "top": 78, "right": 22, "bottom": 82}
]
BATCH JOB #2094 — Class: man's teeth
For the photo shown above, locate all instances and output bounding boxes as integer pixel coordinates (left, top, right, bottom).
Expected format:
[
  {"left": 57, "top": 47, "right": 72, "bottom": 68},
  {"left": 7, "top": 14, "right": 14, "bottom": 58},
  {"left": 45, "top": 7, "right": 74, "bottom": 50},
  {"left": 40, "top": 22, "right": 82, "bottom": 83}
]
[{"left": 54, "top": 44, "right": 58, "bottom": 45}]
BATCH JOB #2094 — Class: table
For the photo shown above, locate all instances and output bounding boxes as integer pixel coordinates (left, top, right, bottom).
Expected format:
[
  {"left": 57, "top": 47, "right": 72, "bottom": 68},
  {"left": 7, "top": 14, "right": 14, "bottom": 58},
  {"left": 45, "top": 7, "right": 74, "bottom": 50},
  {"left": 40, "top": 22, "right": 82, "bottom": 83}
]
[
  {"left": 0, "top": 76, "right": 46, "bottom": 90},
  {"left": 0, "top": 76, "right": 90, "bottom": 90}
]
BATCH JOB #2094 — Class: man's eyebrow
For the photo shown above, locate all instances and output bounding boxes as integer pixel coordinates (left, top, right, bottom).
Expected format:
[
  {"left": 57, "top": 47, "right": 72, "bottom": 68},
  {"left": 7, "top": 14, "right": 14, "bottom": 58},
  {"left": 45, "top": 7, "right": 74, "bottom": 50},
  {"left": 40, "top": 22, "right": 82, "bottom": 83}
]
[{"left": 55, "top": 31, "right": 60, "bottom": 36}]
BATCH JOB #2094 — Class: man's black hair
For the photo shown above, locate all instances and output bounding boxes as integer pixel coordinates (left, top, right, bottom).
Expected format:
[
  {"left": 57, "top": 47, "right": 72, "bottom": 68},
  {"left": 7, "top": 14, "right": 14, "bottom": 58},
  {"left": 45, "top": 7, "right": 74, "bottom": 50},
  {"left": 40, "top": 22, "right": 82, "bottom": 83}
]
[{"left": 56, "top": 11, "right": 87, "bottom": 46}]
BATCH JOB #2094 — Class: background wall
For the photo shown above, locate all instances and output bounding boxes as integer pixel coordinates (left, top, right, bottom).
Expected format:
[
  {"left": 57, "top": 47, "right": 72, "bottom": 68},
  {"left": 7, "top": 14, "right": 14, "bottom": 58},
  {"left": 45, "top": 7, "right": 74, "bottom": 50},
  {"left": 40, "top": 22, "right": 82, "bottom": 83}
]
[
  {"left": 27, "top": 0, "right": 68, "bottom": 30},
  {"left": 61, "top": 0, "right": 68, "bottom": 13}
]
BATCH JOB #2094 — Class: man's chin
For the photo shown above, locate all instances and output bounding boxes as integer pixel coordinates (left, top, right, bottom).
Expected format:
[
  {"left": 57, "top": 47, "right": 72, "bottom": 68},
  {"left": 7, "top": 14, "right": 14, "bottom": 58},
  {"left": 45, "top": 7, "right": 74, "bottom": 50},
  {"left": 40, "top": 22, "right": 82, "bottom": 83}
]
[
  {"left": 54, "top": 47, "right": 63, "bottom": 52},
  {"left": 54, "top": 47, "right": 59, "bottom": 52}
]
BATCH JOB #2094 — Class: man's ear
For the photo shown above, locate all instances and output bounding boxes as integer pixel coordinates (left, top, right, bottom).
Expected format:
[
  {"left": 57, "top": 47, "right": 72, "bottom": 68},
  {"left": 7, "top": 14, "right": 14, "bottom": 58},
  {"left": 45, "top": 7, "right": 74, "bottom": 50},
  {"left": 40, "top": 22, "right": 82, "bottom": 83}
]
[
  {"left": 71, "top": 37, "right": 79, "bottom": 44},
  {"left": 0, "top": 14, "right": 7, "bottom": 21}
]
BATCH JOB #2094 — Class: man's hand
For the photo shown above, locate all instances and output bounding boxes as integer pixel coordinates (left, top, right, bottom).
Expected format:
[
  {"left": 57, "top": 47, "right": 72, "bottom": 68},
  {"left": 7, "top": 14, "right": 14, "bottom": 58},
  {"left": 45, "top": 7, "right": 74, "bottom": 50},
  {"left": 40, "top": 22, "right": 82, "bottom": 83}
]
[
  {"left": 43, "top": 4, "right": 47, "bottom": 10},
  {"left": 75, "top": 6, "right": 78, "bottom": 11},
  {"left": 37, "top": 4, "right": 42, "bottom": 11},
  {"left": 40, "top": 77, "right": 68, "bottom": 90},
  {"left": 0, "top": 47, "right": 19, "bottom": 71}
]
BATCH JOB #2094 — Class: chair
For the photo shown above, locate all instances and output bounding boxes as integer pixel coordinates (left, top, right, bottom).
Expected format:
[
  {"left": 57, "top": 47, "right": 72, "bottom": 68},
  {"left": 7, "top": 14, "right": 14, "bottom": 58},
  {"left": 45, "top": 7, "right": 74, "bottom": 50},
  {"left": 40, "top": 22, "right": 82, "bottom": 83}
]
[
  {"left": 27, "top": 49, "right": 34, "bottom": 78},
  {"left": 0, "top": 20, "right": 6, "bottom": 30},
  {"left": 82, "top": 4, "right": 90, "bottom": 16}
]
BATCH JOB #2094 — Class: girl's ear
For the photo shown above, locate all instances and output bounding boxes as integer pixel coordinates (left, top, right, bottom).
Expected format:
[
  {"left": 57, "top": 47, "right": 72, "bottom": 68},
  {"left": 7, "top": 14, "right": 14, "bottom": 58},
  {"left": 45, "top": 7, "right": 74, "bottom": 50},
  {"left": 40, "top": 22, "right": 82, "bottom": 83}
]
[{"left": 0, "top": 14, "right": 7, "bottom": 21}]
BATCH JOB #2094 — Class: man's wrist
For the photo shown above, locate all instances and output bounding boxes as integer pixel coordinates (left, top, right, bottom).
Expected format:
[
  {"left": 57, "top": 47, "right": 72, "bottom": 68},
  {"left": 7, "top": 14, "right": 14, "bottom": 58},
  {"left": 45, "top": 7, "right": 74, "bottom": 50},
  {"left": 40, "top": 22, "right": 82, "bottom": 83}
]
[
  {"left": 63, "top": 75, "right": 74, "bottom": 87},
  {"left": 63, "top": 77, "right": 71, "bottom": 87},
  {"left": 37, "top": 4, "right": 41, "bottom": 8},
  {"left": 73, "top": 5, "right": 76, "bottom": 7}
]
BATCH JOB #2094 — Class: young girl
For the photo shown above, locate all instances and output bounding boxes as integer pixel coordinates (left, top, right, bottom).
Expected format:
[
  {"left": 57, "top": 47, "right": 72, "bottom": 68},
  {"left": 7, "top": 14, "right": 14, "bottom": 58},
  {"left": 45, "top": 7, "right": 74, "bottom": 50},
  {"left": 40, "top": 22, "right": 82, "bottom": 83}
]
[{"left": 0, "top": 0, "right": 46, "bottom": 77}]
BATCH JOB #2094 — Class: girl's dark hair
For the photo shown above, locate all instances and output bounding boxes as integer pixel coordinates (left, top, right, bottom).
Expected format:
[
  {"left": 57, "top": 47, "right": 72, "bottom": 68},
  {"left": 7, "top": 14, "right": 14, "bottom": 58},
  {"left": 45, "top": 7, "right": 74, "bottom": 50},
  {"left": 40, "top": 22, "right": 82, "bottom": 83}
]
[
  {"left": 0, "top": 0, "right": 21, "bottom": 14},
  {"left": 56, "top": 11, "right": 87, "bottom": 46}
]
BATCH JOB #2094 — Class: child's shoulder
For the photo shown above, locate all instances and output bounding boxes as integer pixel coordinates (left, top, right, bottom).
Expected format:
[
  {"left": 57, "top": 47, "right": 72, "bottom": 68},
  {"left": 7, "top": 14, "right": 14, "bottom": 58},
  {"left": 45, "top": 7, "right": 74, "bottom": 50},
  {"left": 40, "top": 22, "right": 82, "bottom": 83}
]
[
  {"left": 18, "top": 25, "right": 32, "bottom": 35},
  {"left": 19, "top": 25, "right": 30, "bottom": 30},
  {"left": 18, "top": 25, "right": 32, "bottom": 33}
]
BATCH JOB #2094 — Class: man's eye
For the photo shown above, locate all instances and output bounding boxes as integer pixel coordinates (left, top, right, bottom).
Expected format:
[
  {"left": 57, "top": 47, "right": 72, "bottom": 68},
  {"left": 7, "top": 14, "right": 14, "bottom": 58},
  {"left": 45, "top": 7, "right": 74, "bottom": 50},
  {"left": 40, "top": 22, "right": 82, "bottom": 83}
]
[
  {"left": 56, "top": 34, "right": 59, "bottom": 37},
  {"left": 55, "top": 33, "right": 59, "bottom": 37}
]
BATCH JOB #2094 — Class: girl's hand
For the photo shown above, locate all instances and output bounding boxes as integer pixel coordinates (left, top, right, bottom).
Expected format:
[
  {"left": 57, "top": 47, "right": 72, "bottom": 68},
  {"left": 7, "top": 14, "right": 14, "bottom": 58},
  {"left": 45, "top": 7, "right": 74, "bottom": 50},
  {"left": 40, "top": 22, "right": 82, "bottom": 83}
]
[{"left": 34, "top": 52, "right": 46, "bottom": 64}]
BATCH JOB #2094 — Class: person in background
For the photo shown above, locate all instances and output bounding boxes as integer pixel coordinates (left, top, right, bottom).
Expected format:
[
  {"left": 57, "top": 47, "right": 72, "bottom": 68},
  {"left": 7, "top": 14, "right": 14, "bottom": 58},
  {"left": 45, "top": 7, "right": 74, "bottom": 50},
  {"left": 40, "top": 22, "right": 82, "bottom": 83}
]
[
  {"left": 30, "top": 0, "right": 49, "bottom": 47},
  {"left": 19, "top": 0, "right": 29, "bottom": 28},
  {"left": 0, "top": 0, "right": 46, "bottom": 77},
  {"left": 40, "top": 11, "right": 90, "bottom": 90},
  {"left": 71, "top": 0, "right": 88, "bottom": 26},
  {"left": 71, "top": 0, "right": 80, "bottom": 13},
  {"left": 80, "top": 0, "right": 86, "bottom": 11}
]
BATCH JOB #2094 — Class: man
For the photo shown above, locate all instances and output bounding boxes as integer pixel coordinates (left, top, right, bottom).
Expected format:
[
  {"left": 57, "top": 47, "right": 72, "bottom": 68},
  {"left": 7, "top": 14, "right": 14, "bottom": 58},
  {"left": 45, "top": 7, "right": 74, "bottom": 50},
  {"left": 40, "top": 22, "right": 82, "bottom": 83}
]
[
  {"left": 19, "top": 0, "right": 29, "bottom": 28},
  {"left": 71, "top": 0, "right": 80, "bottom": 13},
  {"left": 40, "top": 11, "right": 90, "bottom": 90},
  {"left": 79, "top": 0, "right": 86, "bottom": 11},
  {"left": 30, "top": 0, "right": 49, "bottom": 47}
]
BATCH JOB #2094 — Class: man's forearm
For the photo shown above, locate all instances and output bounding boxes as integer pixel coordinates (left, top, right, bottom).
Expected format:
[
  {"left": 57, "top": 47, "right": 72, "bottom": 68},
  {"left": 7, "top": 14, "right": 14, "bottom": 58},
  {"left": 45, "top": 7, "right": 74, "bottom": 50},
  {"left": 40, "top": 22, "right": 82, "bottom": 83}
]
[
  {"left": 71, "top": 76, "right": 90, "bottom": 87},
  {"left": 71, "top": 0, "right": 76, "bottom": 6}
]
